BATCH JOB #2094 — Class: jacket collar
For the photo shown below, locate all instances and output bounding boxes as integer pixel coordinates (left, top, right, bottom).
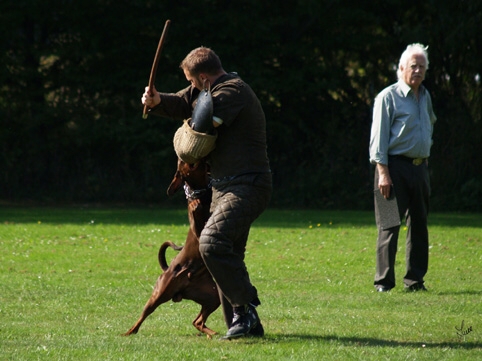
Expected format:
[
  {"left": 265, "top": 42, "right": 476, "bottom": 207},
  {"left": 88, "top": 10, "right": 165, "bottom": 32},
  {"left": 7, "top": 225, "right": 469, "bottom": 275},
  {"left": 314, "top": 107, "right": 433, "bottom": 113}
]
[{"left": 398, "top": 80, "right": 425, "bottom": 97}]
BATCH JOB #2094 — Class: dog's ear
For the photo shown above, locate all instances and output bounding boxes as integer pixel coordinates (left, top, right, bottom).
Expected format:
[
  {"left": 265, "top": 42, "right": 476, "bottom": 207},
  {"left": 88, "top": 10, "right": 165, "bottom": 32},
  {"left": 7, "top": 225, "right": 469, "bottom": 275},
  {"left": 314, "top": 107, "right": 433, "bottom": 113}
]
[{"left": 167, "top": 170, "right": 183, "bottom": 196}]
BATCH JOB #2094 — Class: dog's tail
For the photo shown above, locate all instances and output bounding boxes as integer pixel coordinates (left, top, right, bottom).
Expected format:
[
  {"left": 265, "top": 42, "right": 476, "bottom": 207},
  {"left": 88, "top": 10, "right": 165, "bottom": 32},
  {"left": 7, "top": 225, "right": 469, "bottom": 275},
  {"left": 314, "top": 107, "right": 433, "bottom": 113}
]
[{"left": 158, "top": 241, "right": 183, "bottom": 271}]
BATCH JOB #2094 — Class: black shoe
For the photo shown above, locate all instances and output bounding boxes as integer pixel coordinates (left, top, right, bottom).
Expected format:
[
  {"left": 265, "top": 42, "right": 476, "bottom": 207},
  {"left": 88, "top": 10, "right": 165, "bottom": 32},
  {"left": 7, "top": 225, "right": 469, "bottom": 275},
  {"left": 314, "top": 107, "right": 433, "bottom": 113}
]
[
  {"left": 248, "top": 322, "right": 264, "bottom": 337},
  {"left": 375, "top": 285, "right": 391, "bottom": 292},
  {"left": 223, "top": 304, "right": 259, "bottom": 340},
  {"left": 405, "top": 283, "right": 427, "bottom": 292},
  {"left": 247, "top": 307, "right": 264, "bottom": 337}
]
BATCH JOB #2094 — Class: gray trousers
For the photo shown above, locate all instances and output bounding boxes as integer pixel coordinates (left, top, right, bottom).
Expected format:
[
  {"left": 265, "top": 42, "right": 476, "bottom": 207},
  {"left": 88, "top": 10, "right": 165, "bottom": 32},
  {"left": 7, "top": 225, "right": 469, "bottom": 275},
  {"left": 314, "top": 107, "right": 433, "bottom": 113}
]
[
  {"left": 374, "top": 156, "right": 430, "bottom": 288},
  {"left": 199, "top": 172, "right": 272, "bottom": 327}
]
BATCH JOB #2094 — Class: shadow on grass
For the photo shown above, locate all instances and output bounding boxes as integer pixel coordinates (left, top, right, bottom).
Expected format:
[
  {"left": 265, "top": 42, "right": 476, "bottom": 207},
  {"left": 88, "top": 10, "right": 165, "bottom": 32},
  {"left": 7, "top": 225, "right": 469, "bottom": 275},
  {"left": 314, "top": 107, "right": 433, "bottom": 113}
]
[
  {"left": 0, "top": 205, "right": 480, "bottom": 228},
  {"left": 0, "top": 205, "right": 187, "bottom": 225},
  {"left": 434, "top": 290, "right": 482, "bottom": 296},
  {"left": 257, "top": 334, "right": 482, "bottom": 350}
]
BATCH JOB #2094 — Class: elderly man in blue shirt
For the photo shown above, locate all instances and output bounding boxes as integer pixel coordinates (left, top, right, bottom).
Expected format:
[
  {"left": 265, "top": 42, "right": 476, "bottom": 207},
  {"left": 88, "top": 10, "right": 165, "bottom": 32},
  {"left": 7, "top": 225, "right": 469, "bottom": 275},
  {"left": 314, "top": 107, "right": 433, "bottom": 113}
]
[{"left": 369, "top": 43, "right": 437, "bottom": 293}]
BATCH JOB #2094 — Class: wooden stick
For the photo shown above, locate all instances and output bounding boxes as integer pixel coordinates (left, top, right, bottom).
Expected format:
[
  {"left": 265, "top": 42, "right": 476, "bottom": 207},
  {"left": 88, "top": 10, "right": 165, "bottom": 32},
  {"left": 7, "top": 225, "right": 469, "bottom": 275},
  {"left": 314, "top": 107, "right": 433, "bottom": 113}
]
[{"left": 143, "top": 19, "right": 171, "bottom": 119}]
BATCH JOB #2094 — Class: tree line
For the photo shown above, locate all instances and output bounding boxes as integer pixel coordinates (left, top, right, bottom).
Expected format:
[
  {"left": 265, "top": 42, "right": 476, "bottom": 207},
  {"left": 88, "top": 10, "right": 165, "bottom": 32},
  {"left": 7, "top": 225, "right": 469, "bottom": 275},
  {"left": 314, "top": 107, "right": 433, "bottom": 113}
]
[{"left": 1, "top": 0, "right": 481, "bottom": 211}]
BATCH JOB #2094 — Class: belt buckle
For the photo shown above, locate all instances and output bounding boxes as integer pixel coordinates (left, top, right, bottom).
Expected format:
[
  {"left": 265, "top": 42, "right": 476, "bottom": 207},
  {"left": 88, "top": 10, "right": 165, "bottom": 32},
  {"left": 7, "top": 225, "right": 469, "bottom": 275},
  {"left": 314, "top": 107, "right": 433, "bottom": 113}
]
[{"left": 413, "top": 158, "right": 424, "bottom": 166}]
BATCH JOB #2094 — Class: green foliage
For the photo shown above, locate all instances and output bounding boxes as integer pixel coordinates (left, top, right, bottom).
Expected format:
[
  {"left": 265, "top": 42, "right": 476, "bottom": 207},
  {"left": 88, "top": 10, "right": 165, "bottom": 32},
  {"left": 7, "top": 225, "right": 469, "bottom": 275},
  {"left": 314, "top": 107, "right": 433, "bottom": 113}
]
[
  {"left": 0, "top": 207, "right": 481, "bottom": 360},
  {"left": 1, "top": 1, "right": 482, "bottom": 210}
]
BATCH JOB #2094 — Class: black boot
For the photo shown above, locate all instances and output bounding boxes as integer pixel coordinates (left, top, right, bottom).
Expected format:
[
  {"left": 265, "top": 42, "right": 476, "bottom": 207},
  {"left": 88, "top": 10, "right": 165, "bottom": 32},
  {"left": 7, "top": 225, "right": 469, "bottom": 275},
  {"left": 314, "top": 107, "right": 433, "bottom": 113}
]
[
  {"left": 247, "top": 306, "right": 264, "bottom": 337},
  {"left": 223, "top": 304, "right": 259, "bottom": 339}
]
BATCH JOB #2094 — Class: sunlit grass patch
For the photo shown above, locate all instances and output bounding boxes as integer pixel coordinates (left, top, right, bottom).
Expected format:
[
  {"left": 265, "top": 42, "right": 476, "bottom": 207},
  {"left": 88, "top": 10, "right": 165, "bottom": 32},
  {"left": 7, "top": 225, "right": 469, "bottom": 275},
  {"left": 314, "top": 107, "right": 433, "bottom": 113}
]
[{"left": 1, "top": 207, "right": 480, "bottom": 360}]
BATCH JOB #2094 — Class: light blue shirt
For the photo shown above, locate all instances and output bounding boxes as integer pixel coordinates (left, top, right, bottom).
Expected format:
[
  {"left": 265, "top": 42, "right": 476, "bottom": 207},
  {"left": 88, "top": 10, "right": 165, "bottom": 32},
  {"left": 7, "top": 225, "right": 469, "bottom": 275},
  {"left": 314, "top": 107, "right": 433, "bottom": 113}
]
[{"left": 369, "top": 80, "right": 437, "bottom": 165}]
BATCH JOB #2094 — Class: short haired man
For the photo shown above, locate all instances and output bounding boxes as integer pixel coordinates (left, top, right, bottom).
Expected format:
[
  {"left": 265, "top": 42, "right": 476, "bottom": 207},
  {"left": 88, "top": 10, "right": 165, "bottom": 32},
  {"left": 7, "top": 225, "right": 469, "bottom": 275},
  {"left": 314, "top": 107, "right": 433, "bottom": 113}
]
[{"left": 142, "top": 47, "right": 272, "bottom": 338}]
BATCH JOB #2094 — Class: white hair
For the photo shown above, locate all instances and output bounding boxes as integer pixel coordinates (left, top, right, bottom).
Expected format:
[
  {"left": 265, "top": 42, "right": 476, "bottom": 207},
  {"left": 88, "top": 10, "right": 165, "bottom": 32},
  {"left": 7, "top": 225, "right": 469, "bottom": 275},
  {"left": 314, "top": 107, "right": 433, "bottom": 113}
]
[{"left": 397, "top": 43, "right": 429, "bottom": 80}]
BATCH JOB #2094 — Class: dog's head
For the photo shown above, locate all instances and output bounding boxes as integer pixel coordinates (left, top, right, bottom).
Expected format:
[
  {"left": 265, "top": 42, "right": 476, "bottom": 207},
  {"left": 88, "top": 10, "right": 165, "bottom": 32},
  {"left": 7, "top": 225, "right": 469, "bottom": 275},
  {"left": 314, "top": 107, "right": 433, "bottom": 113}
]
[{"left": 167, "top": 158, "right": 210, "bottom": 196}]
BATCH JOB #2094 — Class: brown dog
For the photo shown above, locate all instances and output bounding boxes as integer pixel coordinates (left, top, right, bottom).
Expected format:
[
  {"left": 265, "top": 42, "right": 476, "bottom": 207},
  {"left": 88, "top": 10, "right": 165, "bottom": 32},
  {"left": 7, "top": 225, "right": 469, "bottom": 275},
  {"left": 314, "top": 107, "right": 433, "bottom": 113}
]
[{"left": 123, "top": 159, "right": 220, "bottom": 337}]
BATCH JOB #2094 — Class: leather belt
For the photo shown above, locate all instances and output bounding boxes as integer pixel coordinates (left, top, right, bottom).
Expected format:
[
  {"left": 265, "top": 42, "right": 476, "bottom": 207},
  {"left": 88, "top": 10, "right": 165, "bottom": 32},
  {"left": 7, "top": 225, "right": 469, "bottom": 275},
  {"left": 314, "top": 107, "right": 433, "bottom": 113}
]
[{"left": 389, "top": 155, "right": 426, "bottom": 166}]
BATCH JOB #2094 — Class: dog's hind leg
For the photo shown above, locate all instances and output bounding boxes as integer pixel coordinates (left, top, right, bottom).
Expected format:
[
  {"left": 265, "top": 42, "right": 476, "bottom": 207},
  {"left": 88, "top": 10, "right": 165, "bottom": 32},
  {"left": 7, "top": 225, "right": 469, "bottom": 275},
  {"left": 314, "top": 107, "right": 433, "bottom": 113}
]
[
  {"left": 123, "top": 269, "right": 188, "bottom": 336},
  {"left": 188, "top": 277, "right": 221, "bottom": 337},
  {"left": 123, "top": 290, "right": 173, "bottom": 336},
  {"left": 192, "top": 302, "right": 219, "bottom": 338}
]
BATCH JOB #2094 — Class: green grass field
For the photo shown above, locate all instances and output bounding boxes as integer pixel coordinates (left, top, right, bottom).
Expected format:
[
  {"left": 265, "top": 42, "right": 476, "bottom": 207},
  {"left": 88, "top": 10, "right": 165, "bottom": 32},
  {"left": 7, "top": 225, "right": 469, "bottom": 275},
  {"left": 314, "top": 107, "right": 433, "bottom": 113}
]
[{"left": 0, "top": 206, "right": 480, "bottom": 360}]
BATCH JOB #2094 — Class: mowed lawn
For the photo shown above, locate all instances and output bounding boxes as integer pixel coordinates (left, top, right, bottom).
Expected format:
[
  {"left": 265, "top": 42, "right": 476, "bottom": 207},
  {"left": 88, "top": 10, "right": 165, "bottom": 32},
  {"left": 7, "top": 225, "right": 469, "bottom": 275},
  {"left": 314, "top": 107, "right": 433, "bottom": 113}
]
[{"left": 0, "top": 206, "right": 480, "bottom": 360}]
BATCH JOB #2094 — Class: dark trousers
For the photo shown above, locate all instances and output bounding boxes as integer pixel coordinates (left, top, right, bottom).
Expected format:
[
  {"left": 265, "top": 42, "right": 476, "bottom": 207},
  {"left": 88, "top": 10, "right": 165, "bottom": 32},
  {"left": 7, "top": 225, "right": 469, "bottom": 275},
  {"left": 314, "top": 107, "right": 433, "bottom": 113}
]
[
  {"left": 199, "top": 172, "right": 272, "bottom": 327},
  {"left": 374, "top": 157, "right": 430, "bottom": 288}
]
